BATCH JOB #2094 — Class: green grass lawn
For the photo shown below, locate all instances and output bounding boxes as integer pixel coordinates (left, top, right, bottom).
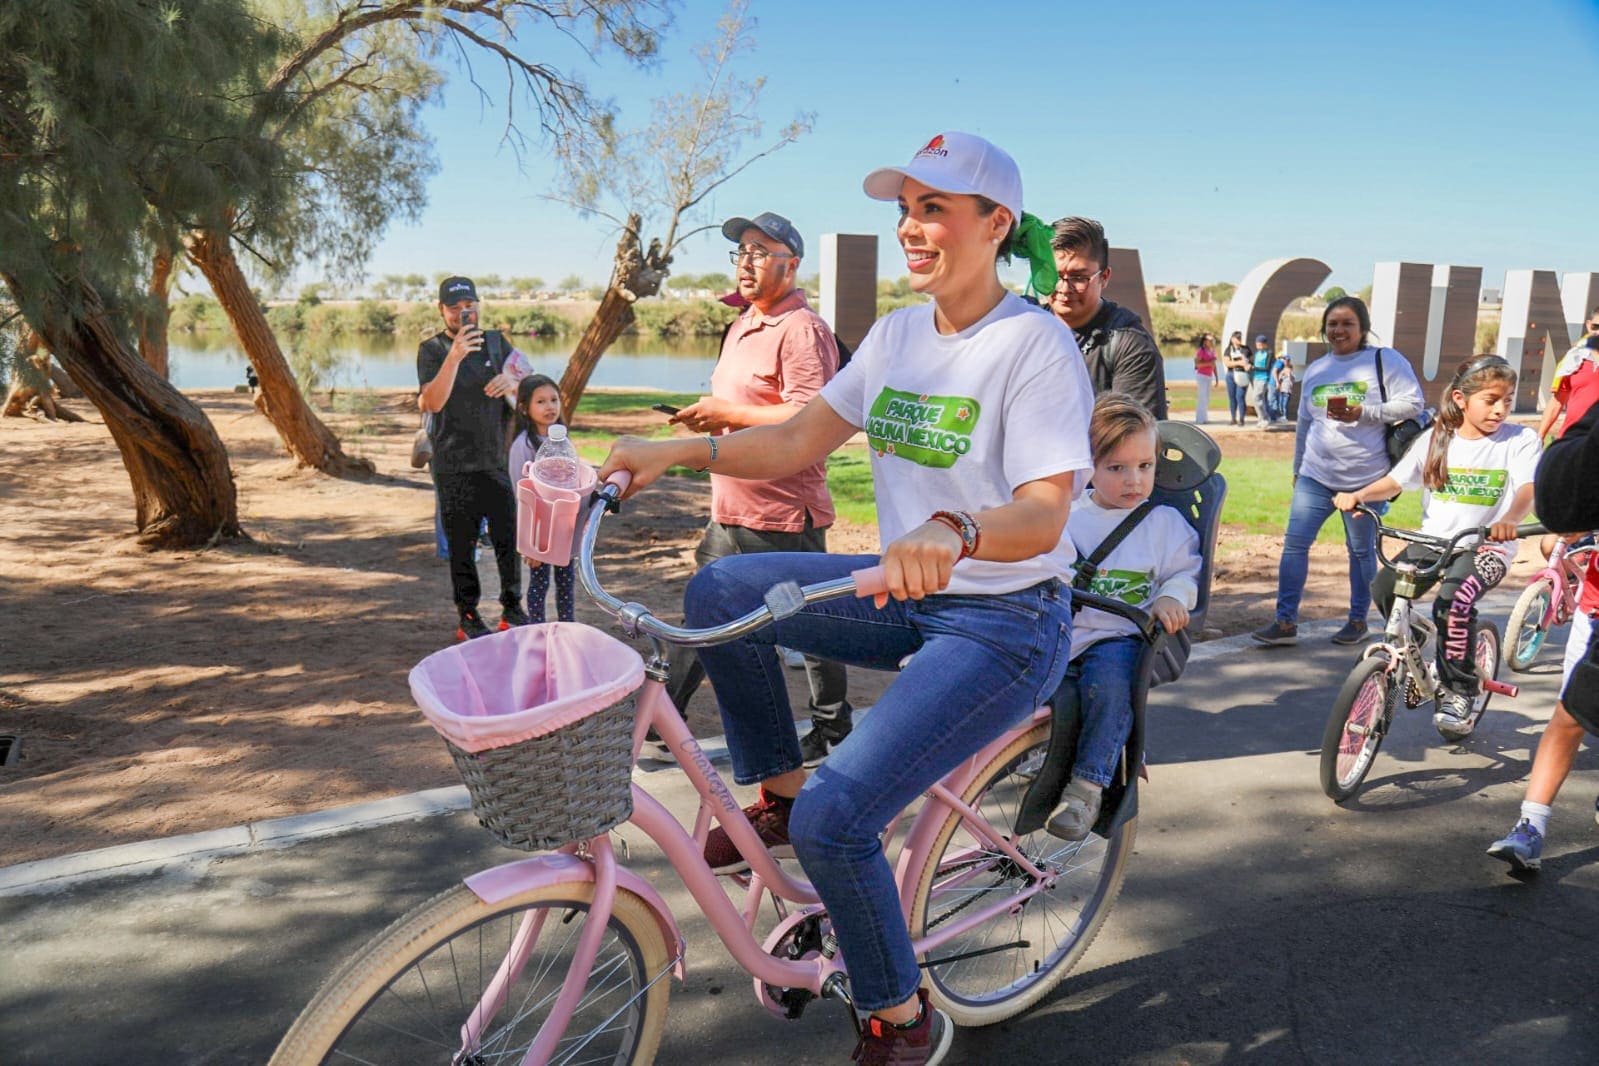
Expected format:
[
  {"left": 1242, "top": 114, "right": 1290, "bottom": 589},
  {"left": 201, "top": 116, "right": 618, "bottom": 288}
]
[{"left": 1218, "top": 455, "right": 1422, "bottom": 542}]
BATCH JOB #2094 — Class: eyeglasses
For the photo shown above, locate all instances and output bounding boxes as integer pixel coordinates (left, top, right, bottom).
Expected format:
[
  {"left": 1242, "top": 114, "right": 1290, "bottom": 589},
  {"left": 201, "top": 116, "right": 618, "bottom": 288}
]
[
  {"left": 1053, "top": 270, "right": 1105, "bottom": 294},
  {"left": 728, "top": 247, "right": 794, "bottom": 266}
]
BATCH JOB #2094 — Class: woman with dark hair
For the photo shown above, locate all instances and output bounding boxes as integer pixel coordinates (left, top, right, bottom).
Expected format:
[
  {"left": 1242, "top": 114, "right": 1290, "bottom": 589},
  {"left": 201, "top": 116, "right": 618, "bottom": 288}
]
[
  {"left": 1252, "top": 295, "right": 1424, "bottom": 646},
  {"left": 1193, "top": 332, "right": 1217, "bottom": 424},
  {"left": 602, "top": 130, "right": 1092, "bottom": 1063},
  {"left": 1223, "top": 330, "right": 1251, "bottom": 426}
]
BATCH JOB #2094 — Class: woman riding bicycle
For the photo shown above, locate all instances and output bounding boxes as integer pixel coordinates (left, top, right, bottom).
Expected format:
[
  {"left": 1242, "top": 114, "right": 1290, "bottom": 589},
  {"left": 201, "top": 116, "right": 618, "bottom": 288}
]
[{"left": 601, "top": 130, "right": 1094, "bottom": 1064}]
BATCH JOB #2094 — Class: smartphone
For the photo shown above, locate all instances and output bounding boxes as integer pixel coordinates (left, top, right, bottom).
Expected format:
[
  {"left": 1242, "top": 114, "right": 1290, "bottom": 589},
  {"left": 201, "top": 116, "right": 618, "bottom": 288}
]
[
  {"left": 651, "top": 403, "right": 680, "bottom": 417},
  {"left": 459, "top": 306, "right": 478, "bottom": 331},
  {"left": 1327, "top": 394, "right": 1349, "bottom": 416}
]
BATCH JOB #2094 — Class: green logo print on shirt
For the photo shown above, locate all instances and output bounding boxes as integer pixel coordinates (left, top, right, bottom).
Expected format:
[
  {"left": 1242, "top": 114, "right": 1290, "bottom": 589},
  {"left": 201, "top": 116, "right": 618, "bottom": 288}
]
[
  {"left": 1089, "top": 568, "right": 1153, "bottom": 606},
  {"left": 1310, "top": 381, "right": 1370, "bottom": 408},
  {"left": 1435, "top": 467, "right": 1508, "bottom": 506},
  {"left": 866, "top": 388, "right": 981, "bottom": 469}
]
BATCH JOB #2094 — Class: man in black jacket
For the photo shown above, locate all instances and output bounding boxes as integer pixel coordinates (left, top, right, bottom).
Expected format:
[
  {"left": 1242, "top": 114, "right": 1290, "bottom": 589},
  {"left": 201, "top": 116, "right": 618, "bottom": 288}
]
[
  {"left": 418, "top": 276, "right": 530, "bottom": 640},
  {"left": 1047, "top": 216, "right": 1168, "bottom": 418},
  {"left": 1535, "top": 400, "right": 1599, "bottom": 730}
]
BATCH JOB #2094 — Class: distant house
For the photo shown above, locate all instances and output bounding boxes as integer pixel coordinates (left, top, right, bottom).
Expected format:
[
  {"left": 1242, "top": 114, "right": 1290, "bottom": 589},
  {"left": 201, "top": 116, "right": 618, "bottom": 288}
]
[
  {"left": 1149, "top": 284, "right": 1206, "bottom": 306},
  {"left": 1480, "top": 288, "right": 1502, "bottom": 307}
]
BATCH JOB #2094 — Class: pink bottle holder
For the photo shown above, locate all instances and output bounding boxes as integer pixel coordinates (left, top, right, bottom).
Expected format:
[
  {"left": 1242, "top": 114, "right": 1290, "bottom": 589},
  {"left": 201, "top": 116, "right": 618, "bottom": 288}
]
[{"left": 516, "top": 461, "right": 598, "bottom": 566}]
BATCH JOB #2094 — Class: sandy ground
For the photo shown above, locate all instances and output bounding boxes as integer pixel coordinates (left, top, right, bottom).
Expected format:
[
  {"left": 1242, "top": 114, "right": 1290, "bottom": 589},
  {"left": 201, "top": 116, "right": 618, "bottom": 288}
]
[{"left": 0, "top": 392, "right": 1544, "bottom": 865}]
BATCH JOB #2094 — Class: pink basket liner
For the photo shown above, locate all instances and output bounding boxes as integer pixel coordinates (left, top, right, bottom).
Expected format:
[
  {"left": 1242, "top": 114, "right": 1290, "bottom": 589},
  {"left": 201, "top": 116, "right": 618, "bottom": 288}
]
[{"left": 409, "top": 622, "right": 644, "bottom": 753}]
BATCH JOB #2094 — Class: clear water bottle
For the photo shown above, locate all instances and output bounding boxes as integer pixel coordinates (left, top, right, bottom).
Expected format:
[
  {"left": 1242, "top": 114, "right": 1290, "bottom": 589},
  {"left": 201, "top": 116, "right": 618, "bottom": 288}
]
[{"left": 533, "top": 423, "right": 582, "bottom": 490}]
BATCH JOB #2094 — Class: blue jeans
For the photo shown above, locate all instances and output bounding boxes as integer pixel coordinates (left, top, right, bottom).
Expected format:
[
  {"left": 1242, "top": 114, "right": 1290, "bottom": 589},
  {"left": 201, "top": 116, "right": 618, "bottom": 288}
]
[
  {"left": 1226, "top": 376, "right": 1247, "bottom": 421},
  {"left": 1059, "top": 635, "right": 1143, "bottom": 788},
  {"left": 685, "top": 552, "right": 1073, "bottom": 1012},
  {"left": 1275, "top": 475, "right": 1388, "bottom": 625}
]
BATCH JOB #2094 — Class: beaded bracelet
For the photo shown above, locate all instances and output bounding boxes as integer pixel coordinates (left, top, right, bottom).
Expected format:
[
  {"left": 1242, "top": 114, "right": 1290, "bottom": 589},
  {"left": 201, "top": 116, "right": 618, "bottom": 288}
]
[{"left": 929, "top": 509, "right": 981, "bottom": 560}]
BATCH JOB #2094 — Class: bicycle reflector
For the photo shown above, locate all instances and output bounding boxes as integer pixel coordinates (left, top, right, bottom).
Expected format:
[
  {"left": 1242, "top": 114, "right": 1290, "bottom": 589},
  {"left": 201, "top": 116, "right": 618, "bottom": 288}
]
[{"left": 764, "top": 581, "right": 807, "bottom": 621}]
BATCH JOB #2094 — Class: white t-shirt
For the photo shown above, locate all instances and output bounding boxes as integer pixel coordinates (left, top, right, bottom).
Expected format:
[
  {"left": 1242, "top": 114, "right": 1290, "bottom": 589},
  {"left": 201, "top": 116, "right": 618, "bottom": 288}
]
[
  {"left": 1295, "top": 347, "right": 1424, "bottom": 490},
  {"left": 1067, "top": 494, "right": 1202, "bottom": 656},
  {"left": 1388, "top": 423, "right": 1542, "bottom": 559},
  {"left": 820, "top": 293, "right": 1094, "bottom": 595}
]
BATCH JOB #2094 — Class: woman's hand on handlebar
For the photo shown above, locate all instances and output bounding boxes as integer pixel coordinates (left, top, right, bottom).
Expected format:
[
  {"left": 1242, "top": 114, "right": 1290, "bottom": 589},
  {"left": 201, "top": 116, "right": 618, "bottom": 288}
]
[
  {"left": 874, "top": 522, "right": 963, "bottom": 606},
  {"left": 1333, "top": 491, "right": 1360, "bottom": 512},
  {"left": 598, "top": 435, "right": 687, "bottom": 500}
]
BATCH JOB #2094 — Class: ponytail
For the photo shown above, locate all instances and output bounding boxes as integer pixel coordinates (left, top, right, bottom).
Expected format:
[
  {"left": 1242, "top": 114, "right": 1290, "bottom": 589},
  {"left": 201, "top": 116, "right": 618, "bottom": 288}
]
[{"left": 1423, "top": 355, "right": 1517, "bottom": 491}]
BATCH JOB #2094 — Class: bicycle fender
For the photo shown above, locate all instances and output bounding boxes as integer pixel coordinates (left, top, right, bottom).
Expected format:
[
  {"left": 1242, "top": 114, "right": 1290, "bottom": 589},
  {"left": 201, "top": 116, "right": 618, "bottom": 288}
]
[{"left": 465, "top": 853, "right": 686, "bottom": 980}]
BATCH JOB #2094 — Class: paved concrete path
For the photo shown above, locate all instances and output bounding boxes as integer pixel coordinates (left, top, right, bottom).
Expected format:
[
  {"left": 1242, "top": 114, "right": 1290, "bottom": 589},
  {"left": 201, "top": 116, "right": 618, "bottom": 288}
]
[{"left": 4, "top": 592, "right": 1598, "bottom": 1064}]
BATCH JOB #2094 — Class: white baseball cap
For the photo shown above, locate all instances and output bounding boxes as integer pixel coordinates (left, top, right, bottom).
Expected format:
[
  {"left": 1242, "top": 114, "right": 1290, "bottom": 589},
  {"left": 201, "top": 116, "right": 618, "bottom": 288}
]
[{"left": 862, "top": 131, "right": 1023, "bottom": 222}]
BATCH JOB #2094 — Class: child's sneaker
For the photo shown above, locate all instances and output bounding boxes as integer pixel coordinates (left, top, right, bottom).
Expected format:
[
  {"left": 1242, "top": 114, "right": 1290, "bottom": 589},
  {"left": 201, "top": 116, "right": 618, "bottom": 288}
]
[
  {"left": 1046, "top": 778, "right": 1103, "bottom": 842},
  {"left": 1433, "top": 691, "right": 1476, "bottom": 740},
  {"left": 851, "top": 989, "right": 953, "bottom": 1065},
  {"left": 1486, "top": 820, "right": 1543, "bottom": 872},
  {"left": 703, "top": 787, "right": 795, "bottom": 874},
  {"left": 456, "top": 609, "right": 491, "bottom": 641},
  {"left": 500, "top": 602, "right": 530, "bottom": 629}
]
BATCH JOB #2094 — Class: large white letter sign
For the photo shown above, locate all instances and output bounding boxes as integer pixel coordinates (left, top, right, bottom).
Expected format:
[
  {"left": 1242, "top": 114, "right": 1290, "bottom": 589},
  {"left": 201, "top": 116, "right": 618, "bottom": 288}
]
[
  {"left": 1498, "top": 269, "right": 1570, "bottom": 413},
  {"left": 818, "top": 233, "right": 878, "bottom": 351},
  {"left": 1369, "top": 261, "right": 1482, "bottom": 399},
  {"left": 1102, "top": 247, "right": 1155, "bottom": 341},
  {"left": 1222, "top": 257, "right": 1332, "bottom": 355},
  {"left": 1563, "top": 272, "right": 1599, "bottom": 340}
]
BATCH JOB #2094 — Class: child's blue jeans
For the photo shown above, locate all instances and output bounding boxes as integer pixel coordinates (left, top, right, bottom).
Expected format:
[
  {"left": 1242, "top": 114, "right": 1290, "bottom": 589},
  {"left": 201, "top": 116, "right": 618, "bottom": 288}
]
[
  {"left": 1054, "top": 634, "right": 1144, "bottom": 788},
  {"left": 684, "top": 551, "right": 1072, "bottom": 1013}
]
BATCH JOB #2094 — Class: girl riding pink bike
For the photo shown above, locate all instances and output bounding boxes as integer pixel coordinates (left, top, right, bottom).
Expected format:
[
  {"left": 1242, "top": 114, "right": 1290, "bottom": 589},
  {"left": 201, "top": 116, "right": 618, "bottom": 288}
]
[{"left": 602, "top": 130, "right": 1094, "bottom": 1063}]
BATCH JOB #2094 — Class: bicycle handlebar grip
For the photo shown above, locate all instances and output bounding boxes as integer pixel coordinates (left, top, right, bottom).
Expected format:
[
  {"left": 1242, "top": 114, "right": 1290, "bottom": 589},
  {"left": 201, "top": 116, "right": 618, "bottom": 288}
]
[
  {"left": 1482, "top": 677, "right": 1519, "bottom": 698},
  {"left": 602, "top": 471, "right": 633, "bottom": 496},
  {"left": 1516, "top": 522, "right": 1548, "bottom": 538},
  {"left": 852, "top": 565, "right": 888, "bottom": 599}
]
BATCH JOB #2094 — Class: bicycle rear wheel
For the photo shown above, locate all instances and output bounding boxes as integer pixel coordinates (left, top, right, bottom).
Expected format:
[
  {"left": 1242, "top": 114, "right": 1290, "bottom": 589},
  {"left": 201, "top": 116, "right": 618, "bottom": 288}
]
[
  {"left": 1468, "top": 621, "right": 1502, "bottom": 721},
  {"left": 1505, "top": 579, "right": 1552, "bottom": 672},
  {"left": 1320, "top": 655, "right": 1394, "bottom": 803},
  {"left": 907, "top": 722, "right": 1135, "bottom": 1027},
  {"left": 270, "top": 881, "right": 671, "bottom": 1066}
]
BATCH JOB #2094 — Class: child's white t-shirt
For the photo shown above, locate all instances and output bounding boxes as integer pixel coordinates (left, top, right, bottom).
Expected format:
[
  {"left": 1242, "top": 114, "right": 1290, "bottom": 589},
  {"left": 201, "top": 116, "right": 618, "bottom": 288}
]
[
  {"left": 1067, "top": 494, "right": 1202, "bottom": 657},
  {"left": 821, "top": 294, "right": 1094, "bottom": 595},
  {"left": 1387, "top": 423, "right": 1542, "bottom": 560}
]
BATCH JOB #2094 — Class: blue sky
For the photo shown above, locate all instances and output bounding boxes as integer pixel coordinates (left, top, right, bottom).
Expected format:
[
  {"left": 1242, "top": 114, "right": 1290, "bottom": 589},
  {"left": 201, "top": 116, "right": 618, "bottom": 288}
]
[{"left": 351, "top": 0, "right": 1599, "bottom": 294}]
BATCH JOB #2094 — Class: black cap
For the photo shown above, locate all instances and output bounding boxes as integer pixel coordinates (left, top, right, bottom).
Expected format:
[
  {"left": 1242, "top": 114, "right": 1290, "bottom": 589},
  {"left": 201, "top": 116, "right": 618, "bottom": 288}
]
[{"left": 439, "top": 276, "right": 477, "bottom": 305}]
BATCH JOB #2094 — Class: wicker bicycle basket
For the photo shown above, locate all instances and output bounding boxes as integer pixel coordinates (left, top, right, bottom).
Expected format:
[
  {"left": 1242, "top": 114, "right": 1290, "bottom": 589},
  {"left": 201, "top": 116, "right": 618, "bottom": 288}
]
[{"left": 409, "top": 623, "right": 645, "bottom": 852}]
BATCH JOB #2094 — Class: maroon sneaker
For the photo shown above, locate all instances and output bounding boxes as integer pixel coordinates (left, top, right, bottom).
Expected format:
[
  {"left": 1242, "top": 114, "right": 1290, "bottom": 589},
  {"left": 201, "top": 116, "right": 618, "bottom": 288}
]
[
  {"left": 851, "top": 989, "right": 952, "bottom": 1065},
  {"left": 703, "top": 787, "right": 795, "bottom": 874}
]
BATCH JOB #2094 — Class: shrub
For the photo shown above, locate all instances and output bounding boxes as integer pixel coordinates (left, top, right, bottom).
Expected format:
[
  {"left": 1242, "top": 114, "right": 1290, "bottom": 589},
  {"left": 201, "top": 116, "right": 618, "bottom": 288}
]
[
  {"left": 303, "top": 302, "right": 350, "bottom": 336},
  {"left": 396, "top": 303, "right": 440, "bottom": 340},
  {"left": 1476, "top": 320, "right": 1499, "bottom": 353},
  {"left": 169, "top": 294, "right": 227, "bottom": 332},
  {"left": 355, "top": 299, "right": 395, "bottom": 334},
  {"left": 265, "top": 302, "right": 305, "bottom": 334}
]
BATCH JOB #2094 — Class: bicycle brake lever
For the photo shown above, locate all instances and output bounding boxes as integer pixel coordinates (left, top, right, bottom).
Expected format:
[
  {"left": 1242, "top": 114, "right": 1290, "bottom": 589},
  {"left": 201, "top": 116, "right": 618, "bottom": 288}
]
[{"left": 764, "top": 581, "right": 807, "bottom": 621}]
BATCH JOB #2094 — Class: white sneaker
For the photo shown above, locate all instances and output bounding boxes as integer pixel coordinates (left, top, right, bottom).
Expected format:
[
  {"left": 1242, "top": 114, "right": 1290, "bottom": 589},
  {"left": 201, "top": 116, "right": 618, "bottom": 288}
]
[
  {"left": 1433, "top": 692, "right": 1475, "bottom": 740},
  {"left": 779, "top": 646, "right": 807, "bottom": 670}
]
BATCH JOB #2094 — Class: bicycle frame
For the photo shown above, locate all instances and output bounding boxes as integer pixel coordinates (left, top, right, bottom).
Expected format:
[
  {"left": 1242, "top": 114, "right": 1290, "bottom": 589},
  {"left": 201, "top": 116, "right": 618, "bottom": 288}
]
[
  {"left": 443, "top": 482, "right": 1071, "bottom": 1063},
  {"left": 1533, "top": 539, "right": 1595, "bottom": 630}
]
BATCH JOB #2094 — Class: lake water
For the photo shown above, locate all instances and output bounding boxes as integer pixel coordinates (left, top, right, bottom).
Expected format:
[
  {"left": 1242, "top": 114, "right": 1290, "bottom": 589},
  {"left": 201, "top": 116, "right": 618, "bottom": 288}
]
[{"left": 167, "top": 332, "right": 1202, "bottom": 393}]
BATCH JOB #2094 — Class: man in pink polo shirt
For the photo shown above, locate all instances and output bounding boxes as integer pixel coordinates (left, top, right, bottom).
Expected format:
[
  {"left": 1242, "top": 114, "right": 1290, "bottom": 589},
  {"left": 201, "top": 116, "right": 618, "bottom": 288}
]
[{"left": 667, "top": 211, "right": 853, "bottom": 763}]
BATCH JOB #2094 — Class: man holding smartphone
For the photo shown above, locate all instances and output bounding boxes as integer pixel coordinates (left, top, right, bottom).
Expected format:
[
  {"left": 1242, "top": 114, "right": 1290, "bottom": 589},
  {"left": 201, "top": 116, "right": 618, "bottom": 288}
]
[
  {"left": 666, "top": 212, "right": 853, "bottom": 764},
  {"left": 418, "top": 276, "right": 531, "bottom": 640}
]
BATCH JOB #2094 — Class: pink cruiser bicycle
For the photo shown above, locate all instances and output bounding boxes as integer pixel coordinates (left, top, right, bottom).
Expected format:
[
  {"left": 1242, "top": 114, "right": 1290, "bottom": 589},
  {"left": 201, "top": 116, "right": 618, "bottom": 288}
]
[
  {"left": 1504, "top": 533, "right": 1597, "bottom": 672},
  {"left": 269, "top": 474, "right": 1142, "bottom": 1065}
]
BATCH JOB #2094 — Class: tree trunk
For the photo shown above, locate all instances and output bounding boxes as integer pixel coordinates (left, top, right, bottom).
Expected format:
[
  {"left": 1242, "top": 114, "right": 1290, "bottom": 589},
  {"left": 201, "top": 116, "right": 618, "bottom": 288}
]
[
  {"left": 4, "top": 268, "right": 239, "bottom": 548},
  {"left": 2, "top": 333, "right": 86, "bottom": 421},
  {"left": 137, "top": 240, "right": 175, "bottom": 378},
  {"left": 558, "top": 214, "right": 671, "bottom": 419},
  {"left": 185, "top": 226, "right": 373, "bottom": 475}
]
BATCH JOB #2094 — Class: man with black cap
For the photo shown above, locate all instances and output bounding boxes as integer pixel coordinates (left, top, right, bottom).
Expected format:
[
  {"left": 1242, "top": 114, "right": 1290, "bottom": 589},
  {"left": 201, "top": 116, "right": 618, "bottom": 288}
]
[
  {"left": 418, "top": 276, "right": 531, "bottom": 639},
  {"left": 666, "top": 212, "right": 853, "bottom": 763}
]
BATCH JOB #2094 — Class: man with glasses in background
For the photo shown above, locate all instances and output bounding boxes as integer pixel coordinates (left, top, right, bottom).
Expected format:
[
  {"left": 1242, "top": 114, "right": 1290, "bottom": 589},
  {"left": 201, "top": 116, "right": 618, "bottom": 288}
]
[
  {"left": 1536, "top": 306, "right": 1599, "bottom": 442},
  {"left": 1047, "top": 216, "right": 1168, "bottom": 418},
  {"left": 665, "top": 212, "right": 853, "bottom": 763}
]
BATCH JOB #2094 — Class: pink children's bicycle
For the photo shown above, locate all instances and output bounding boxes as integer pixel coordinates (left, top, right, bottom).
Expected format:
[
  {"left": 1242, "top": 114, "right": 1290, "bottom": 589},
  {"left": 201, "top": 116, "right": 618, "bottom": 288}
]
[
  {"left": 1504, "top": 534, "right": 1597, "bottom": 672},
  {"left": 268, "top": 474, "right": 1144, "bottom": 1065}
]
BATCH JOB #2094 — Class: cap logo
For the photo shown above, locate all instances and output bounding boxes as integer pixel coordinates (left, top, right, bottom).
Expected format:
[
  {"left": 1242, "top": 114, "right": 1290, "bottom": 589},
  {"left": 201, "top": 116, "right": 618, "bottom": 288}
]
[{"left": 914, "top": 134, "right": 948, "bottom": 160}]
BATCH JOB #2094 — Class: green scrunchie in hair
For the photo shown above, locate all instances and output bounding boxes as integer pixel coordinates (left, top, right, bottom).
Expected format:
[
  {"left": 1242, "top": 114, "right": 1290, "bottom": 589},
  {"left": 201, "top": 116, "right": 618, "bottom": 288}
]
[{"left": 1011, "top": 212, "right": 1059, "bottom": 298}]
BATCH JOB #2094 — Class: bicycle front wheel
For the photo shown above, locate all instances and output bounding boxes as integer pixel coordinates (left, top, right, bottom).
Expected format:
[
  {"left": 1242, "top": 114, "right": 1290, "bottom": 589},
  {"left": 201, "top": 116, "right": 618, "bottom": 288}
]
[
  {"left": 907, "top": 722, "right": 1136, "bottom": 1027},
  {"left": 270, "top": 881, "right": 672, "bottom": 1066},
  {"left": 1320, "top": 655, "right": 1394, "bottom": 803},
  {"left": 1504, "top": 580, "right": 1551, "bottom": 672}
]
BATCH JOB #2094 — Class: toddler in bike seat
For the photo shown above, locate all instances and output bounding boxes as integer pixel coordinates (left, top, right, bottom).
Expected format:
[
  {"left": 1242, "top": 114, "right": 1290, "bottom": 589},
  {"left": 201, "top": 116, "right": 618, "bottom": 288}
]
[
  {"left": 1047, "top": 394, "right": 1202, "bottom": 840},
  {"left": 1333, "top": 355, "right": 1541, "bottom": 738}
]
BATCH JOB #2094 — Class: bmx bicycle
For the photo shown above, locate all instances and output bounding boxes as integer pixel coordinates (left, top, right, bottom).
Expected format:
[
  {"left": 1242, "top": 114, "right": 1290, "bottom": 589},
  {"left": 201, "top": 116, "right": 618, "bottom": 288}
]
[
  {"left": 269, "top": 473, "right": 1153, "bottom": 1065},
  {"left": 1319, "top": 505, "right": 1543, "bottom": 803},
  {"left": 1504, "top": 533, "right": 1597, "bottom": 672}
]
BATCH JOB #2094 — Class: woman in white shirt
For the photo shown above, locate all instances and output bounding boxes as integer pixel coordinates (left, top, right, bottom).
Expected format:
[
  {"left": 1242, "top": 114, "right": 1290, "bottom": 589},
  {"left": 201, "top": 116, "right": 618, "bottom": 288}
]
[
  {"left": 602, "top": 131, "right": 1093, "bottom": 1063},
  {"left": 1252, "top": 296, "right": 1423, "bottom": 647}
]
